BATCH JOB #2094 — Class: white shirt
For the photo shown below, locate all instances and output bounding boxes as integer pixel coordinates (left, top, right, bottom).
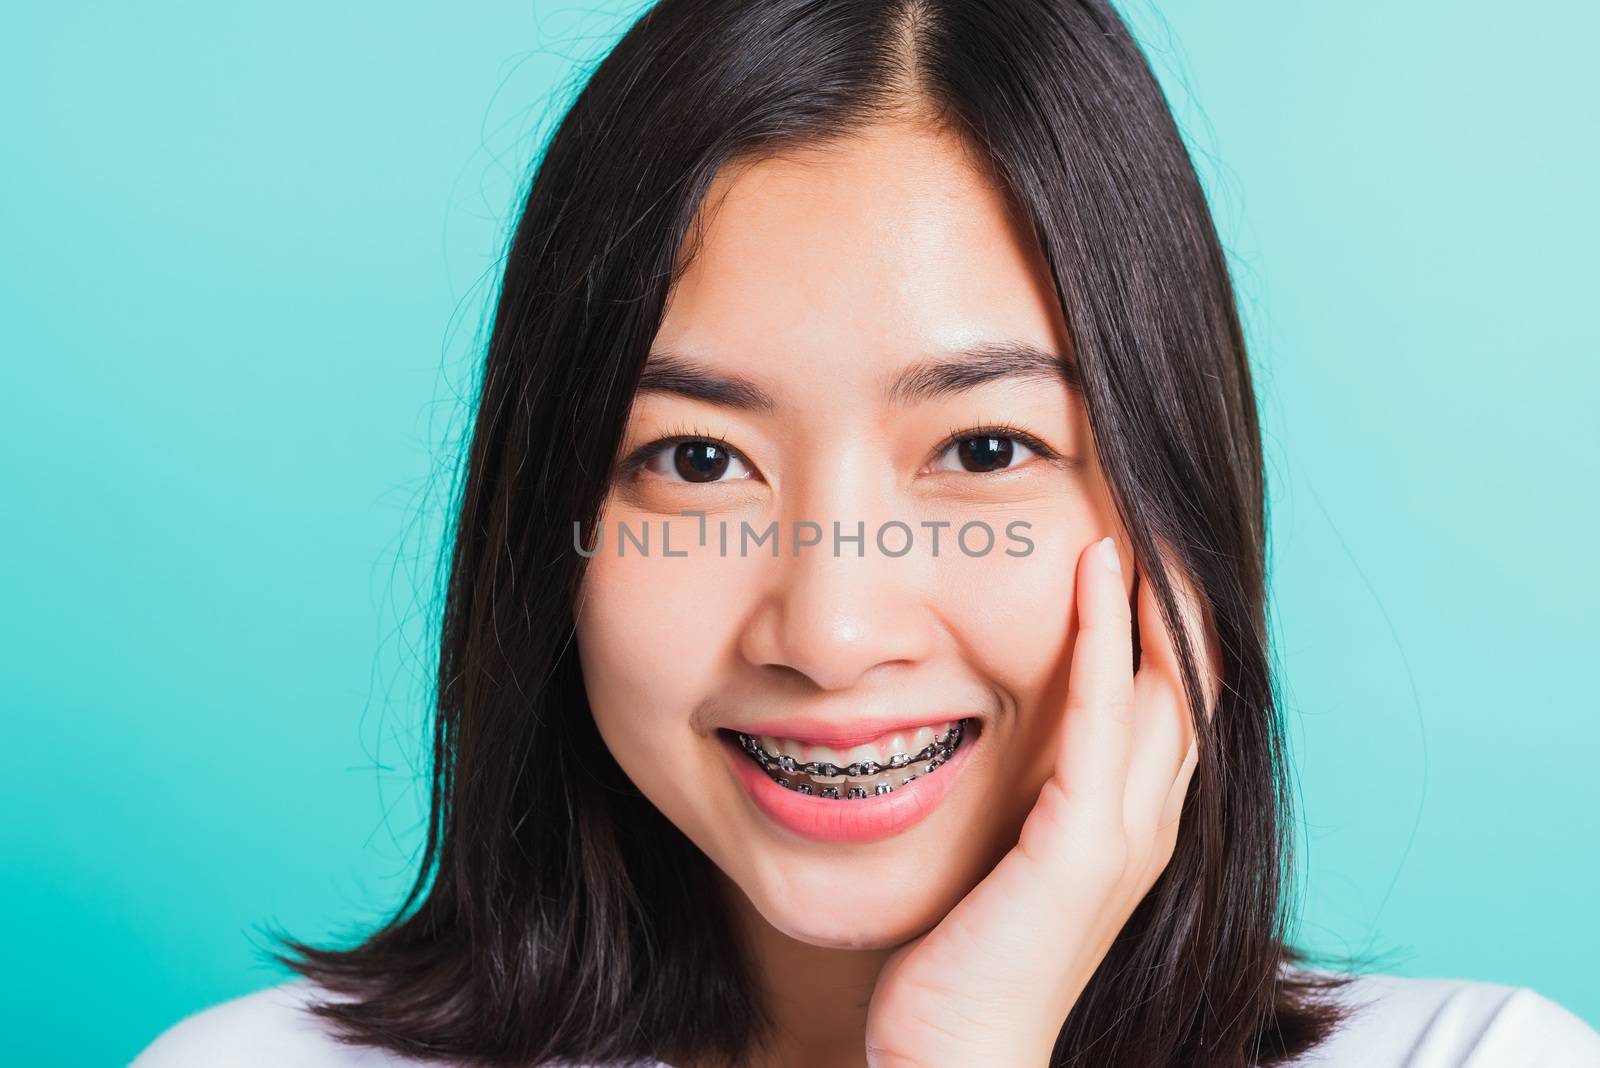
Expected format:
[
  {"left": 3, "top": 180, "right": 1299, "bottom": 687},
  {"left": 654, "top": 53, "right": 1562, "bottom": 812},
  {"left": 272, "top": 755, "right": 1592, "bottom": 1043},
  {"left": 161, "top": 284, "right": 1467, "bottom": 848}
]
[{"left": 129, "top": 970, "right": 1600, "bottom": 1067}]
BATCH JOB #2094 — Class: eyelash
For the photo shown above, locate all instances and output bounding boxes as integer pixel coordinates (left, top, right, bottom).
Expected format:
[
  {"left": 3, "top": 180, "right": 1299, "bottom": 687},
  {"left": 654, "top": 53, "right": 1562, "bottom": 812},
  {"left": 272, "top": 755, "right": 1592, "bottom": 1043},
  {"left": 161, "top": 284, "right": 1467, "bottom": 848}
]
[
  {"left": 615, "top": 420, "right": 1064, "bottom": 480},
  {"left": 937, "top": 421, "right": 1064, "bottom": 469}
]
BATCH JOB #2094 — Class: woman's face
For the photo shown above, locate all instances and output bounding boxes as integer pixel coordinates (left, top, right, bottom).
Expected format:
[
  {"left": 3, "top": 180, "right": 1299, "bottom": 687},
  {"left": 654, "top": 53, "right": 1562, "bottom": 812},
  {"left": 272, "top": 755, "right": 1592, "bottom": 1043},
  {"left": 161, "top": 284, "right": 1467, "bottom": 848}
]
[{"left": 575, "top": 120, "right": 1132, "bottom": 949}]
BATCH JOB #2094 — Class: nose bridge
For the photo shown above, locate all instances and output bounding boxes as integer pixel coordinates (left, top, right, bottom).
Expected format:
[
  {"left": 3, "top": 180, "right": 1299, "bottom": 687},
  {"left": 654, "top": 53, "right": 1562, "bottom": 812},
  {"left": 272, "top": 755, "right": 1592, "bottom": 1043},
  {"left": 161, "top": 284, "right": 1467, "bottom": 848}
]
[{"left": 738, "top": 448, "right": 934, "bottom": 692}]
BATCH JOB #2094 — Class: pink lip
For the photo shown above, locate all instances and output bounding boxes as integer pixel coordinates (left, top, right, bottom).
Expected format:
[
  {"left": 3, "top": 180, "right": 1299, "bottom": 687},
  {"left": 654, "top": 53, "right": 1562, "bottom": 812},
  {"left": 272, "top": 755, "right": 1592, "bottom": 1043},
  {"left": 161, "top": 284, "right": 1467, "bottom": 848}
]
[
  {"left": 718, "top": 720, "right": 982, "bottom": 844},
  {"left": 729, "top": 713, "right": 970, "bottom": 748}
]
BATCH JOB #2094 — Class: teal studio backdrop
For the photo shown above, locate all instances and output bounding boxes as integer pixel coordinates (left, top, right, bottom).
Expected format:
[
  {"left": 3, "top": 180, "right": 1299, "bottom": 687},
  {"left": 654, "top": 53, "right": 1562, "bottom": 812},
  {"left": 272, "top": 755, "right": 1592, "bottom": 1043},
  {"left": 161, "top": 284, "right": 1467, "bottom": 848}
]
[{"left": 2, "top": 2, "right": 1596, "bottom": 1065}]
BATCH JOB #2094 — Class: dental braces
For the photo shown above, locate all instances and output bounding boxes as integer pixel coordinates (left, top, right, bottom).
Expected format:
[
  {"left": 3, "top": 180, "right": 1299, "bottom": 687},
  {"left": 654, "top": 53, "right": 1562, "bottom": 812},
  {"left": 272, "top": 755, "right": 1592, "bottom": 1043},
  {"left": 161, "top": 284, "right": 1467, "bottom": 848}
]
[{"left": 735, "top": 718, "right": 970, "bottom": 800}]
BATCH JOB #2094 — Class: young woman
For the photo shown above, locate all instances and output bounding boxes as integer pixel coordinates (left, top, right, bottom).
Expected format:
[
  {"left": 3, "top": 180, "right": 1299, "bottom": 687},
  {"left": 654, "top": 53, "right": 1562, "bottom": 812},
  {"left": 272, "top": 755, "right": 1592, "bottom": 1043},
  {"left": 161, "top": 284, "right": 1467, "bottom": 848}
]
[{"left": 133, "top": 1, "right": 1600, "bottom": 1065}]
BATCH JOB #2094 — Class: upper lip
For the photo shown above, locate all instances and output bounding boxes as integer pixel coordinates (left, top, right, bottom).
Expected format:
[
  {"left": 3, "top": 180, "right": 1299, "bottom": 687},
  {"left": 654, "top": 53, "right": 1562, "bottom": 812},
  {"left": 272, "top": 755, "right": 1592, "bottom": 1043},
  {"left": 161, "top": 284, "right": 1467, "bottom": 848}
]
[{"left": 725, "top": 713, "right": 977, "bottom": 748}]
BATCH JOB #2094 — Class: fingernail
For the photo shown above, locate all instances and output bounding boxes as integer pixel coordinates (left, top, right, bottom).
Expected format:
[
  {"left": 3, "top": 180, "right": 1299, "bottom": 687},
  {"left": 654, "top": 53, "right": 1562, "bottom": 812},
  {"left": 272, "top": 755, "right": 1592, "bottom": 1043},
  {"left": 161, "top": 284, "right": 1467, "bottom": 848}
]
[{"left": 1097, "top": 535, "right": 1121, "bottom": 576}]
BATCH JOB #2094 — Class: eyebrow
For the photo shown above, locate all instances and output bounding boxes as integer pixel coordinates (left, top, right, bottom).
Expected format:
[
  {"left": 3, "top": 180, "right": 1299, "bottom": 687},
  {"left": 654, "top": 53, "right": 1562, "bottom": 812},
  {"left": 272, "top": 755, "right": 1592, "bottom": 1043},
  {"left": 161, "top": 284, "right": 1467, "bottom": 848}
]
[{"left": 637, "top": 341, "right": 1080, "bottom": 412}]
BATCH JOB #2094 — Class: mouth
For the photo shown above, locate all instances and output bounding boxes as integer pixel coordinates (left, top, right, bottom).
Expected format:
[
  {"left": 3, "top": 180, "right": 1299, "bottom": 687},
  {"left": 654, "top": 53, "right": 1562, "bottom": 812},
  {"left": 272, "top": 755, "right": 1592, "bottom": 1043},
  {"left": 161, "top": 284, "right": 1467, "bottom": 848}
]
[
  {"left": 716, "top": 717, "right": 985, "bottom": 843},
  {"left": 728, "top": 718, "right": 975, "bottom": 799}
]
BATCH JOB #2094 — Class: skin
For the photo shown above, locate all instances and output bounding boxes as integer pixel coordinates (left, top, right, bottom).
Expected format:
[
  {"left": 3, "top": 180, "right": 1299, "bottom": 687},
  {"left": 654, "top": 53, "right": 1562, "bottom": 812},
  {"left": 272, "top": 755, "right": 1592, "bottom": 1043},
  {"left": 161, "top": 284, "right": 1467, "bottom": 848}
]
[{"left": 573, "top": 119, "right": 1222, "bottom": 1067}]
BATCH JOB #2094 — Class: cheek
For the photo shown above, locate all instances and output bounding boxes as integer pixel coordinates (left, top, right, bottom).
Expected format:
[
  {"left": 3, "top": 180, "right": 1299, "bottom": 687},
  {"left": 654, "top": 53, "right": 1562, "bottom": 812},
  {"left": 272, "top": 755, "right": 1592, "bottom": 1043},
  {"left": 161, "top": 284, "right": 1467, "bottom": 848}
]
[
  {"left": 574, "top": 536, "right": 751, "bottom": 772},
  {"left": 937, "top": 517, "right": 1075, "bottom": 687},
  {"left": 934, "top": 514, "right": 1087, "bottom": 792}
]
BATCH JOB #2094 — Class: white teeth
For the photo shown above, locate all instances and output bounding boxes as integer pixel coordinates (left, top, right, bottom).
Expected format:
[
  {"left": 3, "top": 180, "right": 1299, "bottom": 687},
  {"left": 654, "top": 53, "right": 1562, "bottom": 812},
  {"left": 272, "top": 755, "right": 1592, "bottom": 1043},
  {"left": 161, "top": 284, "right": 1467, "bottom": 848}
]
[
  {"left": 844, "top": 741, "right": 883, "bottom": 767},
  {"left": 758, "top": 721, "right": 956, "bottom": 770},
  {"left": 806, "top": 748, "right": 857, "bottom": 770},
  {"left": 741, "top": 719, "right": 974, "bottom": 800}
]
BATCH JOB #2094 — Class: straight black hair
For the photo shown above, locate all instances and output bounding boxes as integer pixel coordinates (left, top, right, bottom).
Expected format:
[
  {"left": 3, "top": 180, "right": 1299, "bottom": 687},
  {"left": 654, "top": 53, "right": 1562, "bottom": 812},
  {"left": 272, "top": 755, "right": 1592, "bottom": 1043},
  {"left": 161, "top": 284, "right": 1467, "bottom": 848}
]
[{"left": 266, "top": 1, "right": 1363, "bottom": 1064}]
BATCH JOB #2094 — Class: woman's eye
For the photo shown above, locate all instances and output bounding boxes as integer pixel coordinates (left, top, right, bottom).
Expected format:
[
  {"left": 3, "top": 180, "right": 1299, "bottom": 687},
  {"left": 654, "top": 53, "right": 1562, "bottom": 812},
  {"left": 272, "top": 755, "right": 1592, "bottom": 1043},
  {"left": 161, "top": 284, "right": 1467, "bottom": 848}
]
[
  {"left": 637, "top": 439, "right": 757, "bottom": 484},
  {"left": 931, "top": 432, "right": 1040, "bottom": 474},
  {"left": 624, "top": 428, "right": 1055, "bottom": 484}
]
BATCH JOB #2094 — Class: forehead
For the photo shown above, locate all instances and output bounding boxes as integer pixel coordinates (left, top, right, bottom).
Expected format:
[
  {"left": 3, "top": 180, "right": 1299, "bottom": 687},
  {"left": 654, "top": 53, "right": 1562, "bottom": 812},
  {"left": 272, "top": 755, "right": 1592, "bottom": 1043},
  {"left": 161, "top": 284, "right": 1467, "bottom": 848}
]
[{"left": 654, "top": 122, "right": 1072, "bottom": 390}]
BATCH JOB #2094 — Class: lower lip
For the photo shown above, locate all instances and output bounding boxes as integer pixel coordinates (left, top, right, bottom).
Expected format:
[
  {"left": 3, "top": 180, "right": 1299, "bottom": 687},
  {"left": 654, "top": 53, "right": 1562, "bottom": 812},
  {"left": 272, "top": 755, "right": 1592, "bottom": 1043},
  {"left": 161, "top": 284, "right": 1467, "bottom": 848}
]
[{"left": 718, "top": 721, "right": 983, "bottom": 844}]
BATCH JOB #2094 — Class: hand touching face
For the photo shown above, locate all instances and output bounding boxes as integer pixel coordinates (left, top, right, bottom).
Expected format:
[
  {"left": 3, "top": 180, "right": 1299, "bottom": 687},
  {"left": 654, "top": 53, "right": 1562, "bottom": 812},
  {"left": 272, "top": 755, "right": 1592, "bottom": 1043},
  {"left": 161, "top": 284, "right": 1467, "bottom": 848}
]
[{"left": 864, "top": 533, "right": 1222, "bottom": 1065}]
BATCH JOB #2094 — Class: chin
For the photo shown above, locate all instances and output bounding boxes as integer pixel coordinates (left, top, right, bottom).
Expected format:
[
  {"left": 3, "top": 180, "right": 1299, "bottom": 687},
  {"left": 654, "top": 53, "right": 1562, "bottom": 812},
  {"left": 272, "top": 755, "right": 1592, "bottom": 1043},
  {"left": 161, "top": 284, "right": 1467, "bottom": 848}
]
[
  {"left": 735, "top": 850, "right": 961, "bottom": 948},
  {"left": 643, "top": 791, "right": 985, "bottom": 952}
]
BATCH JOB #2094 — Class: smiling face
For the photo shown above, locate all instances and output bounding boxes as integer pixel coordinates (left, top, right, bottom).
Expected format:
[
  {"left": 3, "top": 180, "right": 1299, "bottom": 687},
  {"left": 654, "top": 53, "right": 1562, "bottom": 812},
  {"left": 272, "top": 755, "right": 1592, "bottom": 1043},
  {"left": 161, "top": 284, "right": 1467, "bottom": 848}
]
[{"left": 574, "top": 120, "right": 1132, "bottom": 950}]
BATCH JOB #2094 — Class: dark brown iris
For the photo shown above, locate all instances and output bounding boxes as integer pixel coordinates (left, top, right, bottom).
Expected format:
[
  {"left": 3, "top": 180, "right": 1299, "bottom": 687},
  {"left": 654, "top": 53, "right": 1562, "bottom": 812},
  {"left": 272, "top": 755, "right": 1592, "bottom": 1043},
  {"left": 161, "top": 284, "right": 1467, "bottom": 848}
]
[
  {"left": 957, "top": 435, "right": 1013, "bottom": 472},
  {"left": 674, "top": 441, "right": 731, "bottom": 482}
]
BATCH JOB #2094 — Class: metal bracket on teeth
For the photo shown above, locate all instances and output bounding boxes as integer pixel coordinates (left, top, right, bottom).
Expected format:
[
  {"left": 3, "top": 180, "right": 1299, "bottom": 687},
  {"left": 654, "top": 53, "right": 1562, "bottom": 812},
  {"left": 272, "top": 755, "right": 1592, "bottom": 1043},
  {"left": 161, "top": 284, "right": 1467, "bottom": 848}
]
[
  {"left": 742, "top": 719, "right": 966, "bottom": 778},
  {"left": 749, "top": 722, "right": 967, "bottom": 799}
]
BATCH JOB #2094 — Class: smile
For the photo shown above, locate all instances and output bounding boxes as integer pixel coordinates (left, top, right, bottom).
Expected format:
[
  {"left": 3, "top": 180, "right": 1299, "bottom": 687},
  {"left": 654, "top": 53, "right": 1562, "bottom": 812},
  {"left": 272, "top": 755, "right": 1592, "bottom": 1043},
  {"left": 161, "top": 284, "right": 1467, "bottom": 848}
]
[
  {"left": 718, "top": 717, "right": 984, "bottom": 844},
  {"left": 733, "top": 719, "right": 970, "bottom": 799}
]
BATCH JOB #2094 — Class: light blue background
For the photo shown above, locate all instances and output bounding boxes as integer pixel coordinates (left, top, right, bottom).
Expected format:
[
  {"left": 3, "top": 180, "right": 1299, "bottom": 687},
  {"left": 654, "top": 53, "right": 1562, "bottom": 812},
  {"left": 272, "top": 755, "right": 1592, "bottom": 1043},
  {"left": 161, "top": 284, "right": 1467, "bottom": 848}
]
[{"left": 2, "top": 3, "right": 1595, "bottom": 1065}]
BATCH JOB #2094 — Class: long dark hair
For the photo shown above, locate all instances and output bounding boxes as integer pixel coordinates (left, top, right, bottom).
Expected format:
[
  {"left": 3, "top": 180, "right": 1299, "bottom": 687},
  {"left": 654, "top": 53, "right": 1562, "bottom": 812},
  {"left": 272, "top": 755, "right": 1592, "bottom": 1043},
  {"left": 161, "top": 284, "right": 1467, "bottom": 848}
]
[{"left": 265, "top": 1, "right": 1364, "bottom": 1064}]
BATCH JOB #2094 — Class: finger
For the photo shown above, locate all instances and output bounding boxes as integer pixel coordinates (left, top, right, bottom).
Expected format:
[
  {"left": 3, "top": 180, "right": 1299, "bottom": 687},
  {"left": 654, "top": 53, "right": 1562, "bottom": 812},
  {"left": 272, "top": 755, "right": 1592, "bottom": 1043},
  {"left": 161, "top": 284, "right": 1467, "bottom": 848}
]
[
  {"left": 1052, "top": 536, "right": 1136, "bottom": 831},
  {"left": 1122, "top": 562, "right": 1192, "bottom": 844},
  {"left": 1134, "top": 541, "right": 1223, "bottom": 718},
  {"left": 1158, "top": 736, "right": 1199, "bottom": 840},
  {"left": 1131, "top": 544, "right": 1222, "bottom": 839}
]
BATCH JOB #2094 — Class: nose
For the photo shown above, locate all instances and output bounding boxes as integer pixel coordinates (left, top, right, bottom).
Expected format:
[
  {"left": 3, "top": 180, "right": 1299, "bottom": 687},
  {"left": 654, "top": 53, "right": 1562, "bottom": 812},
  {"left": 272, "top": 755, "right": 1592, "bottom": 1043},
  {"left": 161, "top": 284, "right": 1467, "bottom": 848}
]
[{"left": 735, "top": 487, "right": 939, "bottom": 693}]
